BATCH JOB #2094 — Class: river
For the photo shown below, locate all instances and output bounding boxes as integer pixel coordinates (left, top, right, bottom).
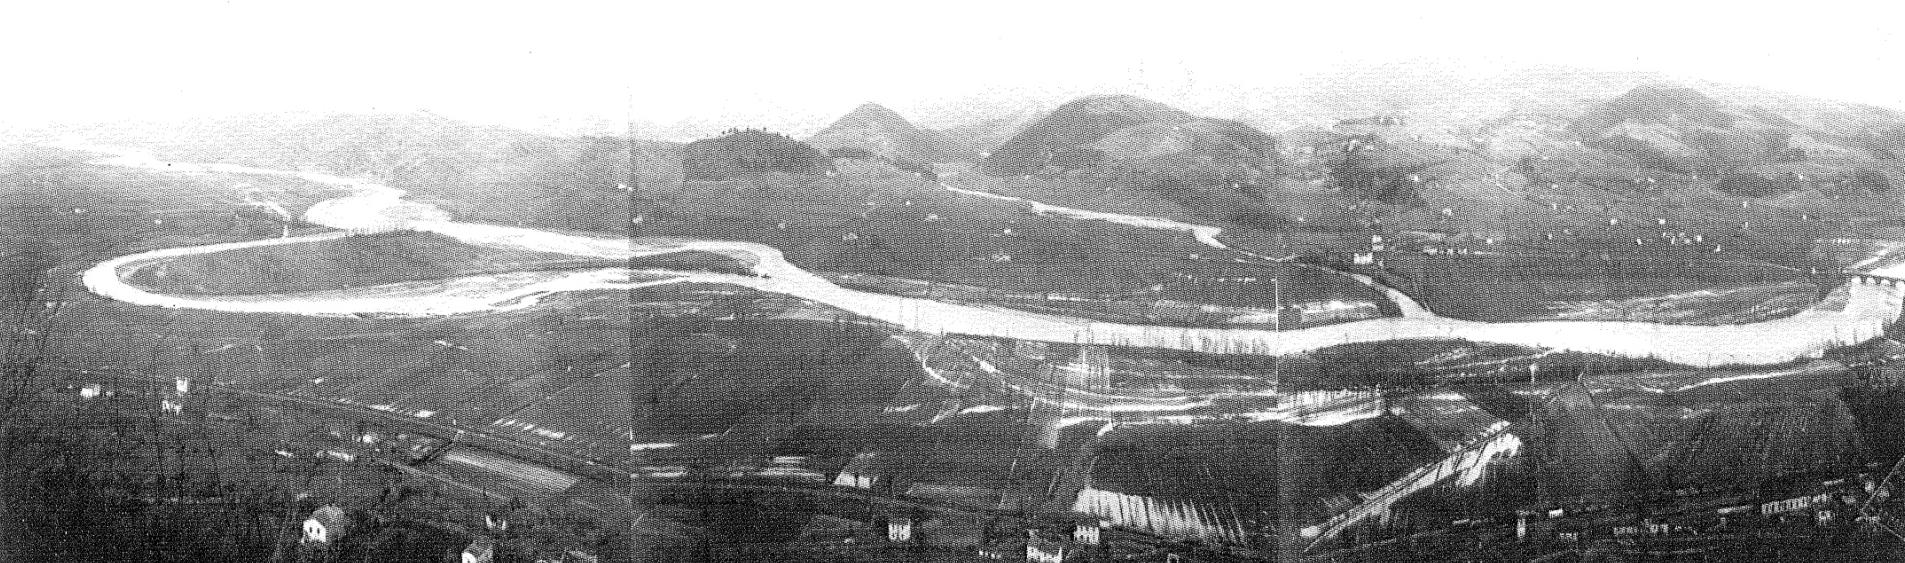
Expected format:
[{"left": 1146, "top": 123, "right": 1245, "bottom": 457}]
[{"left": 71, "top": 145, "right": 1905, "bottom": 367}]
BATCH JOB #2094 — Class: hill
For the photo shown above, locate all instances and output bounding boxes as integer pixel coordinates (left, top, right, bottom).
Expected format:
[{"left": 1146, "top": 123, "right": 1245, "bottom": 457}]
[
  {"left": 681, "top": 129, "right": 832, "bottom": 181},
  {"left": 803, "top": 103, "right": 976, "bottom": 163},
  {"left": 1557, "top": 84, "right": 1905, "bottom": 197},
  {"left": 949, "top": 83, "right": 1905, "bottom": 321},
  {"left": 972, "top": 95, "right": 1283, "bottom": 226},
  {"left": 982, "top": 94, "right": 1279, "bottom": 181}
]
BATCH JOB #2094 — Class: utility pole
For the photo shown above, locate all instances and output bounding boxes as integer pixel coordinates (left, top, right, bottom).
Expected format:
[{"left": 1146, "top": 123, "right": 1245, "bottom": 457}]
[
  {"left": 624, "top": 86, "right": 650, "bottom": 563},
  {"left": 1272, "top": 277, "right": 1281, "bottom": 331},
  {"left": 1272, "top": 276, "right": 1281, "bottom": 387}
]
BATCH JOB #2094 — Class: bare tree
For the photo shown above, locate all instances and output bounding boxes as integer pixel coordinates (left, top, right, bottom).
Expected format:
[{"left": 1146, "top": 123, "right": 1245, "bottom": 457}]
[{"left": 0, "top": 242, "right": 65, "bottom": 443}]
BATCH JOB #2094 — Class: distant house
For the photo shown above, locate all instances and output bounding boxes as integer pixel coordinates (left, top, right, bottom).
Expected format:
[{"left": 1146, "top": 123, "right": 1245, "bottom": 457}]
[
  {"left": 1333, "top": 115, "right": 1407, "bottom": 135},
  {"left": 1073, "top": 520, "right": 1103, "bottom": 545},
  {"left": 1026, "top": 534, "right": 1067, "bottom": 563},
  {"left": 1280, "top": 127, "right": 1347, "bottom": 155},
  {"left": 302, "top": 505, "right": 350, "bottom": 544},
  {"left": 462, "top": 536, "right": 496, "bottom": 563},
  {"left": 832, "top": 452, "right": 882, "bottom": 490},
  {"left": 886, "top": 517, "right": 914, "bottom": 543}
]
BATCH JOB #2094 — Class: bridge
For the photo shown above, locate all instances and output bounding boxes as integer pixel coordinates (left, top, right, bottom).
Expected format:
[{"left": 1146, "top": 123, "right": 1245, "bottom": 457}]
[
  {"left": 1848, "top": 272, "right": 1905, "bottom": 286},
  {"left": 1301, "top": 422, "right": 1520, "bottom": 549}
]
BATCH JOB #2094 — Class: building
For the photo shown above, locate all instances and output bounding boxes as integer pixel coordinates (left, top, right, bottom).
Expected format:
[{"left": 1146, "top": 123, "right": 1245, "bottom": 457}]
[
  {"left": 302, "top": 505, "right": 350, "bottom": 544},
  {"left": 886, "top": 517, "right": 914, "bottom": 543},
  {"left": 832, "top": 452, "right": 882, "bottom": 490},
  {"left": 1025, "top": 533, "right": 1066, "bottom": 563},
  {"left": 462, "top": 536, "right": 496, "bottom": 563}
]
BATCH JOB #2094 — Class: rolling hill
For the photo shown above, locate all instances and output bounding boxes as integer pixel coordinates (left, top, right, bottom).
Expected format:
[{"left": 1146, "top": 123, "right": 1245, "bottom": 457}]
[
  {"left": 981, "top": 94, "right": 1279, "bottom": 183},
  {"left": 803, "top": 102, "right": 977, "bottom": 163},
  {"left": 1561, "top": 84, "right": 1905, "bottom": 197},
  {"left": 963, "top": 95, "right": 1289, "bottom": 230}
]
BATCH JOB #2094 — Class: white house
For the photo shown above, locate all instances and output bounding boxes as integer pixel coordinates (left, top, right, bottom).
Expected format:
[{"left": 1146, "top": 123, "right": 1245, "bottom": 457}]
[
  {"left": 302, "top": 505, "right": 350, "bottom": 544},
  {"left": 887, "top": 518, "right": 914, "bottom": 542},
  {"left": 462, "top": 536, "right": 496, "bottom": 563}
]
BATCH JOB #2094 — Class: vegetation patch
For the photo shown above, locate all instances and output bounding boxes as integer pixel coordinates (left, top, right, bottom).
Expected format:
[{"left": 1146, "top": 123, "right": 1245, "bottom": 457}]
[{"left": 126, "top": 231, "right": 618, "bottom": 295}]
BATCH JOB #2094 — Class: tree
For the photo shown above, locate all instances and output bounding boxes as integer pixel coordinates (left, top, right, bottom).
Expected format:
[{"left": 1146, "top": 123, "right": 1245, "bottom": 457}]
[{"left": 0, "top": 243, "right": 64, "bottom": 439}]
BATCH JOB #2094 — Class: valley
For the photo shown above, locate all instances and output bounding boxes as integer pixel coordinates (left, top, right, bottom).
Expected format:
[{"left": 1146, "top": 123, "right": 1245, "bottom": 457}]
[{"left": 11, "top": 69, "right": 1905, "bottom": 563}]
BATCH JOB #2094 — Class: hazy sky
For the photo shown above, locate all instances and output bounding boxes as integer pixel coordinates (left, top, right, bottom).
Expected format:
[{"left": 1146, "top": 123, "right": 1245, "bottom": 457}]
[{"left": 5, "top": 0, "right": 1901, "bottom": 138}]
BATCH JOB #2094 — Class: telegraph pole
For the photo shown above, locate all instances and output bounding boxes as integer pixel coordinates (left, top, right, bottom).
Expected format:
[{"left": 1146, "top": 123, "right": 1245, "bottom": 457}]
[{"left": 624, "top": 86, "right": 651, "bottom": 562}]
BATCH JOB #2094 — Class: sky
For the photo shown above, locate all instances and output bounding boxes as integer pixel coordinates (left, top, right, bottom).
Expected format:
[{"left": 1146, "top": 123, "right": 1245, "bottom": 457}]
[{"left": 4, "top": 0, "right": 1901, "bottom": 139}]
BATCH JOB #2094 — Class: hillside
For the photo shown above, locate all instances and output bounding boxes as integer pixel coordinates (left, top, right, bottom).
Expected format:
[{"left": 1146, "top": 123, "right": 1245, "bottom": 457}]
[
  {"left": 1557, "top": 84, "right": 1905, "bottom": 197},
  {"left": 940, "top": 82, "right": 1905, "bottom": 321},
  {"left": 803, "top": 103, "right": 976, "bottom": 163},
  {"left": 1232, "top": 64, "right": 1661, "bottom": 137}
]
